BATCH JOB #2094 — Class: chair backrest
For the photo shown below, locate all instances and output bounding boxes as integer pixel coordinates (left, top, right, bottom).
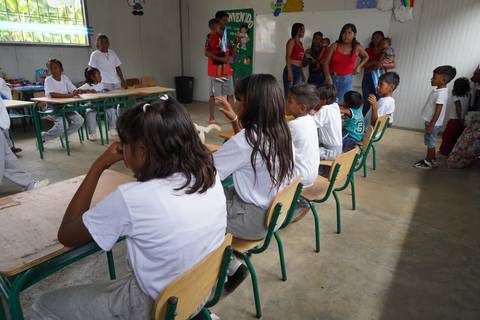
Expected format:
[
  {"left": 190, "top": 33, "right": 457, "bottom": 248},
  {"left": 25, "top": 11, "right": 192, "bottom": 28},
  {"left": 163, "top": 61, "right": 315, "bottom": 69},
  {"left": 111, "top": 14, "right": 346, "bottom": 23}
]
[
  {"left": 264, "top": 177, "right": 302, "bottom": 230},
  {"left": 375, "top": 115, "right": 389, "bottom": 139},
  {"left": 362, "top": 125, "right": 376, "bottom": 148},
  {"left": 126, "top": 78, "right": 141, "bottom": 88},
  {"left": 141, "top": 76, "right": 156, "bottom": 87},
  {"left": 328, "top": 148, "right": 359, "bottom": 185},
  {"left": 153, "top": 234, "right": 233, "bottom": 320}
]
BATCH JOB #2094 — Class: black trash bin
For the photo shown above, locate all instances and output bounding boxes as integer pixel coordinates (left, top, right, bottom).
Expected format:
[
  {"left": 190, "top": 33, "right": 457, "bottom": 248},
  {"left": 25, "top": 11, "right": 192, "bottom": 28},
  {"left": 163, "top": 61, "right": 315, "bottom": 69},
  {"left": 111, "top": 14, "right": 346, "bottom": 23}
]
[{"left": 175, "top": 76, "right": 194, "bottom": 104}]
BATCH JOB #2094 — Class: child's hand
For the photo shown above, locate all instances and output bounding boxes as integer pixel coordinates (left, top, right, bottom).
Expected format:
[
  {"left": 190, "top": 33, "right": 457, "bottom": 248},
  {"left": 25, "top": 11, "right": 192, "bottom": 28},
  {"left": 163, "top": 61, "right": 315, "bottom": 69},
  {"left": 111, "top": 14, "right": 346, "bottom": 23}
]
[
  {"left": 71, "top": 90, "right": 80, "bottom": 97},
  {"left": 96, "top": 141, "right": 124, "bottom": 169},
  {"left": 326, "top": 76, "right": 333, "bottom": 86},
  {"left": 353, "top": 66, "right": 362, "bottom": 75},
  {"left": 425, "top": 126, "right": 433, "bottom": 135},
  {"left": 215, "top": 96, "right": 237, "bottom": 121},
  {"left": 368, "top": 94, "right": 377, "bottom": 107}
]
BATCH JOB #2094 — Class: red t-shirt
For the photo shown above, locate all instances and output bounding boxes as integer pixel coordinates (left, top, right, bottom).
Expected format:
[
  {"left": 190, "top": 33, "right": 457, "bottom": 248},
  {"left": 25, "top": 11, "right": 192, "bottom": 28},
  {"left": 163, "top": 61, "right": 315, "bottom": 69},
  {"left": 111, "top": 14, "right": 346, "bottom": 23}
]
[
  {"left": 205, "top": 32, "right": 233, "bottom": 77},
  {"left": 330, "top": 43, "right": 358, "bottom": 76},
  {"left": 365, "top": 47, "right": 382, "bottom": 72}
]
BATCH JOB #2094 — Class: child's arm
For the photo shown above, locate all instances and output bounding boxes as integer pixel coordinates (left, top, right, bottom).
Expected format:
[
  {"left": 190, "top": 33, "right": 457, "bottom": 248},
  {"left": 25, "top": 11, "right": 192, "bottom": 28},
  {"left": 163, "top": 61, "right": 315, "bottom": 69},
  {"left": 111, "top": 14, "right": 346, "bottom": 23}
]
[
  {"left": 368, "top": 94, "right": 379, "bottom": 126},
  {"left": 58, "top": 142, "right": 124, "bottom": 247},
  {"left": 426, "top": 104, "right": 443, "bottom": 134},
  {"left": 285, "top": 39, "right": 295, "bottom": 82},
  {"left": 454, "top": 99, "right": 463, "bottom": 123},
  {"left": 115, "top": 66, "right": 127, "bottom": 89},
  {"left": 340, "top": 106, "right": 352, "bottom": 117},
  {"left": 50, "top": 91, "right": 79, "bottom": 98},
  {"left": 323, "top": 44, "right": 336, "bottom": 86},
  {"left": 215, "top": 96, "right": 242, "bottom": 134}
]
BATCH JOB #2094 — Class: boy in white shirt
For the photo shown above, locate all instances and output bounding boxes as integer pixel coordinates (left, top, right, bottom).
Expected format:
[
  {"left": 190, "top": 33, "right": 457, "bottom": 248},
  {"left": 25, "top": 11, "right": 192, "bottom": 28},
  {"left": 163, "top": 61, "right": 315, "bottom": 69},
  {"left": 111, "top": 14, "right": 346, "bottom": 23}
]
[
  {"left": 414, "top": 65, "right": 457, "bottom": 169},
  {"left": 88, "top": 34, "right": 127, "bottom": 91},
  {"left": 367, "top": 71, "right": 400, "bottom": 128},
  {"left": 42, "top": 59, "right": 85, "bottom": 142},
  {"left": 286, "top": 83, "right": 320, "bottom": 187},
  {"left": 311, "top": 86, "right": 343, "bottom": 161}
]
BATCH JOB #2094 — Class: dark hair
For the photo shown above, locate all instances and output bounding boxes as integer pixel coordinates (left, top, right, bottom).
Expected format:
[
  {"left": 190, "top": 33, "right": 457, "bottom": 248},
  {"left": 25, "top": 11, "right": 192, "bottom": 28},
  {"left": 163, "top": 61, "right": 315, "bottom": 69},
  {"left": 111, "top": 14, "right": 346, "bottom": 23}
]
[
  {"left": 208, "top": 18, "right": 218, "bottom": 29},
  {"left": 318, "top": 86, "right": 337, "bottom": 104},
  {"left": 344, "top": 91, "right": 363, "bottom": 109},
  {"left": 289, "top": 84, "right": 320, "bottom": 111},
  {"left": 323, "top": 37, "right": 331, "bottom": 45},
  {"left": 311, "top": 32, "right": 324, "bottom": 56},
  {"left": 235, "top": 74, "right": 294, "bottom": 187},
  {"left": 452, "top": 77, "right": 471, "bottom": 97},
  {"left": 291, "top": 23, "right": 304, "bottom": 38},
  {"left": 215, "top": 10, "right": 229, "bottom": 20},
  {"left": 379, "top": 72, "right": 400, "bottom": 90},
  {"left": 96, "top": 33, "right": 109, "bottom": 45},
  {"left": 434, "top": 65, "right": 457, "bottom": 83},
  {"left": 84, "top": 67, "right": 100, "bottom": 85},
  {"left": 382, "top": 37, "right": 392, "bottom": 46},
  {"left": 337, "top": 23, "right": 359, "bottom": 56},
  {"left": 117, "top": 98, "right": 216, "bottom": 194},
  {"left": 240, "top": 23, "right": 249, "bottom": 31},
  {"left": 313, "top": 31, "right": 323, "bottom": 39},
  {"left": 369, "top": 30, "right": 385, "bottom": 48},
  {"left": 46, "top": 59, "right": 63, "bottom": 71}
]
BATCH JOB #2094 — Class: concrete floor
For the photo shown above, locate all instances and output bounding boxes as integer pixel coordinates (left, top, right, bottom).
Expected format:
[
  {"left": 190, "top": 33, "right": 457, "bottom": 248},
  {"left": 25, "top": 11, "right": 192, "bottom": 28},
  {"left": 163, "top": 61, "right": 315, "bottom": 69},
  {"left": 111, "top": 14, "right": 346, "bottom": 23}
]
[{"left": 2, "top": 102, "right": 479, "bottom": 320}]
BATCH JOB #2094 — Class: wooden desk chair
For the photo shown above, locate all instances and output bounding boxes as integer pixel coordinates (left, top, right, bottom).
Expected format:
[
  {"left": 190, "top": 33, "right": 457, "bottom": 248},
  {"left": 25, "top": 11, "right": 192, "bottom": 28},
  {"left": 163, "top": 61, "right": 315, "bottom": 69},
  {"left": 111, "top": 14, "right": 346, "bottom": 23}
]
[
  {"left": 370, "top": 115, "right": 390, "bottom": 171},
  {"left": 153, "top": 234, "right": 233, "bottom": 320},
  {"left": 232, "top": 177, "right": 302, "bottom": 318},
  {"left": 301, "top": 148, "right": 359, "bottom": 250},
  {"left": 126, "top": 78, "right": 141, "bottom": 88},
  {"left": 141, "top": 76, "right": 156, "bottom": 87},
  {"left": 219, "top": 130, "right": 235, "bottom": 140}
]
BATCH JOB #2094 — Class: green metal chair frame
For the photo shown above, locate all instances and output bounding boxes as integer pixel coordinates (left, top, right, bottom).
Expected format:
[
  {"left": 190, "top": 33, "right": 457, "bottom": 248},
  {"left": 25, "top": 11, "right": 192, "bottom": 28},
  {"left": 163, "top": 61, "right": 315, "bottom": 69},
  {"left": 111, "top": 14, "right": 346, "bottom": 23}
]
[
  {"left": 232, "top": 177, "right": 303, "bottom": 318},
  {"left": 370, "top": 115, "right": 390, "bottom": 171},
  {"left": 301, "top": 149, "right": 360, "bottom": 253}
]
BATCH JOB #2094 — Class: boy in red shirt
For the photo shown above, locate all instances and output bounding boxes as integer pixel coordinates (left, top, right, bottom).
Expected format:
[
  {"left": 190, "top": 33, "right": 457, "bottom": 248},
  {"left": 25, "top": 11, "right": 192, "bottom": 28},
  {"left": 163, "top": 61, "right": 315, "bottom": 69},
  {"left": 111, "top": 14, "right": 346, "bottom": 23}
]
[{"left": 206, "top": 19, "right": 227, "bottom": 81}]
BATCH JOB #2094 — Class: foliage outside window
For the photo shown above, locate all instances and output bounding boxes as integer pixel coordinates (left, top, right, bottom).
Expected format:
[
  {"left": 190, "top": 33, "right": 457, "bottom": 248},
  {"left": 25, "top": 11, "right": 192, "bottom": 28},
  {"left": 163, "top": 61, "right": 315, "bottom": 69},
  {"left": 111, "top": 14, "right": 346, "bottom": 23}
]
[{"left": 0, "top": 0, "right": 89, "bottom": 46}]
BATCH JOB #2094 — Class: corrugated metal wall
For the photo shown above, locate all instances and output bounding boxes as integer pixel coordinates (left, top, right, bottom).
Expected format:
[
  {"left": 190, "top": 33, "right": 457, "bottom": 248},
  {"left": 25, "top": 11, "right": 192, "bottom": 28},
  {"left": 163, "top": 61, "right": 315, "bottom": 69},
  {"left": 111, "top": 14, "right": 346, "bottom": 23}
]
[{"left": 391, "top": 0, "right": 480, "bottom": 129}]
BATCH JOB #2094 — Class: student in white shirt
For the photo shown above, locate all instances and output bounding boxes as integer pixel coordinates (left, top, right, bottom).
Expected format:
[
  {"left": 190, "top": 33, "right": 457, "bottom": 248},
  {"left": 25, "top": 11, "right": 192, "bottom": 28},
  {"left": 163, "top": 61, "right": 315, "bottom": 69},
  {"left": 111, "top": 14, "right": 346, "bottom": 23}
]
[
  {"left": 214, "top": 74, "right": 294, "bottom": 294},
  {"left": 439, "top": 77, "right": 471, "bottom": 156},
  {"left": 286, "top": 83, "right": 320, "bottom": 187},
  {"left": 368, "top": 71, "right": 400, "bottom": 128},
  {"left": 88, "top": 34, "right": 127, "bottom": 91},
  {"left": 32, "top": 97, "right": 227, "bottom": 320},
  {"left": 41, "top": 59, "right": 85, "bottom": 142},
  {"left": 78, "top": 67, "right": 118, "bottom": 140},
  {"left": 311, "top": 86, "right": 343, "bottom": 161},
  {"left": 414, "top": 65, "right": 457, "bottom": 169},
  {"left": 0, "top": 77, "right": 21, "bottom": 154}
]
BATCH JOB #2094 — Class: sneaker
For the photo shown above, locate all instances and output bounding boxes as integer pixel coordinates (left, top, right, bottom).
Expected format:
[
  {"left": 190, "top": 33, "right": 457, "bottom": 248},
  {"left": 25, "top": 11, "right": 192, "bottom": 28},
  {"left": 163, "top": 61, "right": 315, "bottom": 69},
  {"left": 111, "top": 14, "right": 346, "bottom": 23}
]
[
  {"left": 431, "top": 158, "right": 439, "bottom": 168},
  {"left": 28, "top": 179, "right": 50, "bottom": 191},
  {"left": 291, "top": 207, "right": 310, "bottom": 223},
  {"left": 221, "top": 77, "right": 229, "bottom": 81},
  {"left": 215, "top": 77, "right": 225, "bottom": 83},
  {"left": 88, "top": 133, "right": 97, "bottom": 141},
  {"left": 224, "top": 264, "right": 249, "bottom": 294},
  {"left": 413, "top": 159, "right": 433, "bottom": 169},
  {"left": 11, "top": 147, "right": 22, "bottom": 154}
]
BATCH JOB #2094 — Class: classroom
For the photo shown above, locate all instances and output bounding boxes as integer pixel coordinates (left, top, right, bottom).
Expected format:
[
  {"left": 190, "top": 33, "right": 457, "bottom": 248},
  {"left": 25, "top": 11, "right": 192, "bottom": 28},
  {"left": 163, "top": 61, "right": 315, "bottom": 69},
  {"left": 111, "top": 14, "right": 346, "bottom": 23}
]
[{"left": 0, "top": 0, "right": 479, "bottom": 319}]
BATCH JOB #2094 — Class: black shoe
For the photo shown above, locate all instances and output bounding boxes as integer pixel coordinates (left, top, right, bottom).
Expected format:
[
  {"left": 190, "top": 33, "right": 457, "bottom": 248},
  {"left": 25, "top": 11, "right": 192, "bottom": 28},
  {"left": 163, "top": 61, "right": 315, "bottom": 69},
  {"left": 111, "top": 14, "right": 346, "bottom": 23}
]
[
  {"left": 224, "top": 264, "right": 249, "bottom": 294},
  {"left": 11, "top": 147, "right": 22, "bottom": 154}
]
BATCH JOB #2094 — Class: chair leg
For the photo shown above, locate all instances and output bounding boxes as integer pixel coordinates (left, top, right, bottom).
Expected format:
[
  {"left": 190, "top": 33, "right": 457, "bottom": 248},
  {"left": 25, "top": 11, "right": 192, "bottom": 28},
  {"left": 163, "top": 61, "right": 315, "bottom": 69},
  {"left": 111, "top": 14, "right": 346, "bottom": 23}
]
[
  {"left": 106, "top": 251, "right": 116, "bottom": 280},
  {"left": 350, "top": 175, "right": 356, "bottom": 211},
  {"left": 201, "top": 308, "right": 212, "bottom": 320},
  {"left": 0, "top": 298, "right": 6, "bottom": 320},
  {"left": 372, "top": 144, "right": 377, "bottom": 171},
  {"left": 273, "top": 232, "right": 287, "bottom": 281},
  {"left": 333, "top": 191, "right": 341, "bottom": 234},
  {"left": 78, "top": 130, "right": 83, "bottom": 144},
  {"left": 59, "top": 136, "right": 65, "bottom": 149},
  {"left": 242, "top": 253, "right": 262, "bottom": 318},
  {"left": 61, "top": 114, "right": 71, "bottom": 156},
  {"left": 308, "top": 201, "right": 320, "bottom": 252},
  {"left": 363, "top": 156, "right": 367, "bottom": 178}
]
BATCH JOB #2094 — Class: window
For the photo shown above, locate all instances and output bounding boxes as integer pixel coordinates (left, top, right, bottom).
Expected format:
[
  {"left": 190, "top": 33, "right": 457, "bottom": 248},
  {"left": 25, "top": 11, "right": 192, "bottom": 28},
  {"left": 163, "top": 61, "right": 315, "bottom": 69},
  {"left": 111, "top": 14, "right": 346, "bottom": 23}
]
[{"left": 0, "top": 0, "right": 89, "bottom": 46}]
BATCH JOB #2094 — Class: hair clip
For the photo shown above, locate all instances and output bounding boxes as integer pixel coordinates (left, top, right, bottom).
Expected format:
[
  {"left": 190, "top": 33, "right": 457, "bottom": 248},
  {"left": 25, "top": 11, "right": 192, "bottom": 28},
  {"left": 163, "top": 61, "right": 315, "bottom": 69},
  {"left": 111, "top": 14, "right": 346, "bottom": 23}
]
[
  {"left": 143, "top": 103, "right": 151, "bottom": 113},
  {"left": 159, "top": 94, "right": 169, "bottom": 101}
]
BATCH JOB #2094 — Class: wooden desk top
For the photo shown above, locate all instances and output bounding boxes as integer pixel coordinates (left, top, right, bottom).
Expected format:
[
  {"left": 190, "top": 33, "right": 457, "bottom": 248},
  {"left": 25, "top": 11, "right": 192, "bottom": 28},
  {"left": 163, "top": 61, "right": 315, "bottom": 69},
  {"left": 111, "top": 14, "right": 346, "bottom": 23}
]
[
  {"left": 205, "top": 143, "right": 221, "bottom": 153},
  {"left": 0, "top": 170, "right": 134, "bottom": 277},
  {"left": 135, "top": 86, "right": 175, "bottom": 95},
  {"left": 3, "top": 100, "right": 35, "bottom": 109}
]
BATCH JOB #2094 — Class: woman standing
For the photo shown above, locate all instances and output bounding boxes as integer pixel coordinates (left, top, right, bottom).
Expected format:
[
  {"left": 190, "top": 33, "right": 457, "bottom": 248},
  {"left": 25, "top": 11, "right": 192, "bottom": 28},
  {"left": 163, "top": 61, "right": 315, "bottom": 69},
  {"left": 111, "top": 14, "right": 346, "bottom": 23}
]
[
  {"left": 323, "top": 23, "right": 369, "bottom": 104},
  {"left": 283, "top": 23, "right": 305, "bottom": 97},
  {"left": 362, "top": 31, "right": 385, "bottom": 115},
  {"left": 304, "top": 32, "right": 326, "bottom": 88}
]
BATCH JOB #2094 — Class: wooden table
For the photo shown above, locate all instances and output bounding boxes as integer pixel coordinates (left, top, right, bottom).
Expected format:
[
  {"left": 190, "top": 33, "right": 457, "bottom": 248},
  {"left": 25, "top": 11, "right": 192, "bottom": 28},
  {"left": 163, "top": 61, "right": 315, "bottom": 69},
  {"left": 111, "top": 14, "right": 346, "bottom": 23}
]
[
  {"left": 3, "top": 100, "right": 34, "bottom": 109},
  {"left": 30, "top": 86, "right": 175, "bottom": 159},
  {"left": 0, "top": 169, "right": 134, "bottom": 320}
]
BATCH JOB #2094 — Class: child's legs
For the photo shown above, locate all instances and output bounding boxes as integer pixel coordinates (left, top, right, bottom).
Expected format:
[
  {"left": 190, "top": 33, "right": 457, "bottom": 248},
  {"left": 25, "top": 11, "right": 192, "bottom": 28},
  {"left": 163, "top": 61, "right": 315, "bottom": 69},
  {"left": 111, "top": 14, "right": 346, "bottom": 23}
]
[
  {"left": 85, "top": 110, "right": 97, "bottom": 135},
  {"left": 342, "top": 133, "right": 358, "bottom": 152},
  {"left": 423, "top": 122, "right": 441, "bottom": 160},
  {"left": 0, "top": 131, "right": 34, "bottom": 189},
  {"left": 66, "top": 112, "right": 84, "bottom": 135},
  {"left": 31, "top": 274, "right": 153, "bottom": 320},
  {"left": 42, "top": 116, "right": 65, "bottom": 141},
  {"left": 440, "top": 119, "right": 465, "bottom": 156},
  {"left": 106, "top": 107, "right": 118, "bottom": 129}
]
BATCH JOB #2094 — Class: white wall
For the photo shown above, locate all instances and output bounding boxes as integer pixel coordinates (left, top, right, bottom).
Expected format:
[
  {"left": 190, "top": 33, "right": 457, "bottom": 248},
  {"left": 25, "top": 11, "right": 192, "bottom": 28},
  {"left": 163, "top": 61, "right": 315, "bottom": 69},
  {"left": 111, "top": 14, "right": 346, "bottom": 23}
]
[
  {"left": 0, "top": 0, "right": 182, "bottom": 87},
  {"left": 181, "top": 0, "right": 480, "bottom": 129}
]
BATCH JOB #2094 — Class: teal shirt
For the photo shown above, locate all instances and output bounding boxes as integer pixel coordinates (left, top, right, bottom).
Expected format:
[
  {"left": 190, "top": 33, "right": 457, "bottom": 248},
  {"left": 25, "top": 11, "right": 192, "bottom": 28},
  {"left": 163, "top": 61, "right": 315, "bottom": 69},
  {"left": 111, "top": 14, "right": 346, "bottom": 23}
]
[{"left": 343, "top": 108, "right": 365, "bottom": 141}]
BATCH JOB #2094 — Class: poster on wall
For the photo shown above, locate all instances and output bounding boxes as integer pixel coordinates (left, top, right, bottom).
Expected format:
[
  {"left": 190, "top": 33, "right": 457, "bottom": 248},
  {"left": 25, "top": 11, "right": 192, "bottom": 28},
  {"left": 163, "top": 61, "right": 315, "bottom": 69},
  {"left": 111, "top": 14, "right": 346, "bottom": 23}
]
[{"left": 225, "top": 8, "right": 255, "bottom": 83}]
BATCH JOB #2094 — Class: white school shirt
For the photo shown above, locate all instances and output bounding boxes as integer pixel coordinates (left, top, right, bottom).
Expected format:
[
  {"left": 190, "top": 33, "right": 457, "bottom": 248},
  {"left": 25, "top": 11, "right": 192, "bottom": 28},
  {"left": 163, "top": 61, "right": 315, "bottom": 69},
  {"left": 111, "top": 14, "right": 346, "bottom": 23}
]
[
  {"left": 77, "top": 82, "right": 105, "bottom": 92},
  {"left": 421, "top": 87, "right": 449, "bottom": 127},
  {"left": 88, "top": 49, "right": 122, "bottom": 85},
  {"left": 0, "top": 99, "right": 10, "bottom": 130},
  {"left": 0, "top": 78, "right": 12, "bottom": 100},
  {"left": 449, "top": 95, "right": 470, "bottom": 119},
  {"left": 289, "top": 115, "right": 320, "bottom": 187},
  {"left": 377, "top": 96, "right": 396, "bottom": 124},
  {"left": 312, "top": 102, "right": 343, "bottom": 147},
  {"left": 44, "top": 75, "right": 76, "bottom": 98},
  {"left": 83, "top": 173, "right": 227, "bottom": 299},
  {"left": 213, "top": 129, "right": 291, "bottom": 210}
]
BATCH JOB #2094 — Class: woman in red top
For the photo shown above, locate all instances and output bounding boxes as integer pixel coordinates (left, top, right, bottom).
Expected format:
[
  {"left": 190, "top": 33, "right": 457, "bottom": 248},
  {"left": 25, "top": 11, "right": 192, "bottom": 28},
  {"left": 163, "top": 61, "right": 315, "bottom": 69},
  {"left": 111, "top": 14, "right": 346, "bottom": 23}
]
[
  {"left": 283, "top": 22, "right": 305, "bottom": 97},
  {"left": 323, "top": 23, "right": 369, "bottom": 104},
  {"left": 304, "top": 31, "right": 327, "bottom": 88}
]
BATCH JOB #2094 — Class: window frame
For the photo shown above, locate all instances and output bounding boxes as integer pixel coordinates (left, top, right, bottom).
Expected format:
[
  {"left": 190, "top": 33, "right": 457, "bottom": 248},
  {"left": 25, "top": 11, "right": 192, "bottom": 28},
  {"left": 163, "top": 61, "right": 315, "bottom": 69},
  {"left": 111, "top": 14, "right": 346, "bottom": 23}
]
[{"left": 0, "top": 0, "right": 91, "bottom": 47}]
